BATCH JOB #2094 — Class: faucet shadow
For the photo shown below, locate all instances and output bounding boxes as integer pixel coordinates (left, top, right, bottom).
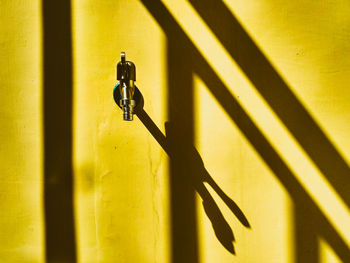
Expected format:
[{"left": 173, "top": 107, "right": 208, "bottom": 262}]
[
  {"left": 136, "top": 109, "right": 250, "bottom": 255},
  {"left": 140, "top": 0, "right": 350, "bottom": 262}
]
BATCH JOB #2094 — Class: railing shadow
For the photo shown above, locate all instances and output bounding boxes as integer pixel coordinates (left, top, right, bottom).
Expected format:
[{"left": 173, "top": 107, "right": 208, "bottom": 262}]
[
  {"left": 140, "top": 0, "right": 350, "bottom": 262},
  {"left": 188, "top": 0, "right": 350, "bottom": 208},
  {"left": 42, "top": 0, "right": 76, "bottom": 262},
  {"left": 136, "top": 109, "right": 250, "bottom": 256}
]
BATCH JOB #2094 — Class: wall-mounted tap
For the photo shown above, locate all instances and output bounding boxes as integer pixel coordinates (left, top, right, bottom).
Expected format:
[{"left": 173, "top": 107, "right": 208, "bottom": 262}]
[{"left": 113, "top": 52, "right": 142, "bottom": 121}]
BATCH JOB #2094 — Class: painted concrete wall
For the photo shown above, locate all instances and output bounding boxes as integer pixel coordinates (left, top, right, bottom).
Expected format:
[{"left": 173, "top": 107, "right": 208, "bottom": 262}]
[
  {"left": 0, "top": 0, "right": 349, "bottom": 262},
  {"left": 0, "top": 1, "right": 43, "bottom": 261}
]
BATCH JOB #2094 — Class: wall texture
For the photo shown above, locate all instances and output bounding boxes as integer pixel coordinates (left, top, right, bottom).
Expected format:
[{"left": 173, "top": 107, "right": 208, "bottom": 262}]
[{"left": 0, "top": 0, "right": 349, "bottom": 262}]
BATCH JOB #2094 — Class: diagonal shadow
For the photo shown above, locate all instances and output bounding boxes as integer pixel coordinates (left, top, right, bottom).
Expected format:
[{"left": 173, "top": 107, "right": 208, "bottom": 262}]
[
  {"left": 42, "top": 0, "right": 76, "bottom": 262},
  {"left": 140, "top": 0, "right": 350, "bottom": 262},
  {"left": 136, "top": 109, "right": 250, "bottom": 256},
  {"left": 189, "top": 0, "right": 350, "bottom": 209},
  {"left": 192, "top": 49, "right": 350, "bottom": 262}
]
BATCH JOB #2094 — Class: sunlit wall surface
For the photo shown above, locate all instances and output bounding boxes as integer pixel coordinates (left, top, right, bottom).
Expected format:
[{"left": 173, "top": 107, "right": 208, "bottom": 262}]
[
  {"left": 1, "top": 0, "right": 350, "bottom": 262},
  {"left": 0, "top": 0, "right": 44, "bottom": 262}
]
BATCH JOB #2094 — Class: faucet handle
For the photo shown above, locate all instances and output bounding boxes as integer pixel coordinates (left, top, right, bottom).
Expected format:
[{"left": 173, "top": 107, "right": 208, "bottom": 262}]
[
  {"left": 117, "top": 52, "right": 136, "bottom": 81},
  {"left": 121, "top": 51, "right": 125, "bottom": 62}
]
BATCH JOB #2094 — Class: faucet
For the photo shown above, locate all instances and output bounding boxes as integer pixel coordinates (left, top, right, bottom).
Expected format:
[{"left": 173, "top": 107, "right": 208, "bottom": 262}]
[{"left": 115, "top": 52, "right": 136, "bottom": 121}]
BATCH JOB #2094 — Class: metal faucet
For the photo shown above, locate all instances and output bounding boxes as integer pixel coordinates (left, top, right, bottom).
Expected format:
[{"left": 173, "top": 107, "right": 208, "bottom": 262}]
[
  {"left": 116, "top": 52, "right": 136, "bottom": 121},
  {"left": 113, "top": 52, "right": 143, "bottom": 120}
]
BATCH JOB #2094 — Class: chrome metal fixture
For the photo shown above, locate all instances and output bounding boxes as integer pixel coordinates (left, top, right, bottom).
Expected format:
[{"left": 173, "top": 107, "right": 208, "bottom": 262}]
[{"left": 113, "top": 52, "right": 141, "bottom": 121}]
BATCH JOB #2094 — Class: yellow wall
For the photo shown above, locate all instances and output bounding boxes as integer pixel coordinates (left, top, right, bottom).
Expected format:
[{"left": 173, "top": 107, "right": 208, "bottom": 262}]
[
  {"left": 0, "top": 0, "right": 349, "bottom": 262},
  {"left": 0, "top": 1, "right": 43, "bottom": 262}
]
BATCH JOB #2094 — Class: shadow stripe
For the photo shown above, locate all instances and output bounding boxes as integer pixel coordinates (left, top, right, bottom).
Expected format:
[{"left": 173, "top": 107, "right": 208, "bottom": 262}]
[{"left": 42, "top": 0, "right": 76, "bottom": 261}]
